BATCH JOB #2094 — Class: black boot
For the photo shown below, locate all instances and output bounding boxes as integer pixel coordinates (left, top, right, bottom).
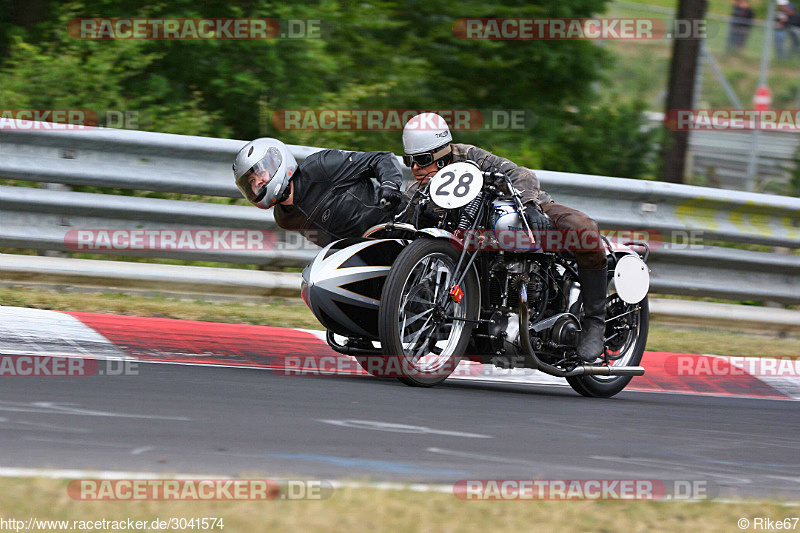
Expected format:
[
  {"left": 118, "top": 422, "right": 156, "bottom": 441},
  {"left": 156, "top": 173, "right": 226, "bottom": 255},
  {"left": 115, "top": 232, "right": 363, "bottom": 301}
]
[{"left": 576, "top": 266, "right": 608, "bottom": 362}]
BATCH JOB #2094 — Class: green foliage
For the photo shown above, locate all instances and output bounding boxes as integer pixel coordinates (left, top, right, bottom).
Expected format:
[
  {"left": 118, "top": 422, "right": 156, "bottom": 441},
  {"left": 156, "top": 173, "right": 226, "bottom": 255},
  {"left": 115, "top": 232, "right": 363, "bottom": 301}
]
[
  {"left": 0, "top": 2, "right": 228, "bottom": 136},
  {"left": 0, "top": 0, "right": 659, "bottom": 179},
  {"left": 790, "top": 147, "right": 800, "bottom": 197},
  {"left": 539, "top": 99, "right": 657, "bottom": 179}
]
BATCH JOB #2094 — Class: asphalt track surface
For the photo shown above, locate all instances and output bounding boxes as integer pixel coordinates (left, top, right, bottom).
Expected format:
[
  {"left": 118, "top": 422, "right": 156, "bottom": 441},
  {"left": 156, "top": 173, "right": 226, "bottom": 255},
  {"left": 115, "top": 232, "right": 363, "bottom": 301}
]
[{"left": 2, "top": 361, "right": 799, "bottom": 499}]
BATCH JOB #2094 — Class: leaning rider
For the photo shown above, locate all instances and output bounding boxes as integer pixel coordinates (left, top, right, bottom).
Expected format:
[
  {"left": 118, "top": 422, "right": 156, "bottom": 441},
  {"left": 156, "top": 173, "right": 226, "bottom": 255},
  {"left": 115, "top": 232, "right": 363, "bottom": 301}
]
[
  {"left": 400, "top": 112, "right": 608, "bottom": 362},
  {"left": 232, "top": 139, "right": 404, "bottom": 248}
]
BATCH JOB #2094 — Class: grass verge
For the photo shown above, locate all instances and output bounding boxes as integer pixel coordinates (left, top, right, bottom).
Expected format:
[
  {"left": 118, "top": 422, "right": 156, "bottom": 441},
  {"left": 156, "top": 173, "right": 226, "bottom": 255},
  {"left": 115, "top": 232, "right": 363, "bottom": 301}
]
[{"left": 0, "top": 477, "right": 797, "bottom": 533}]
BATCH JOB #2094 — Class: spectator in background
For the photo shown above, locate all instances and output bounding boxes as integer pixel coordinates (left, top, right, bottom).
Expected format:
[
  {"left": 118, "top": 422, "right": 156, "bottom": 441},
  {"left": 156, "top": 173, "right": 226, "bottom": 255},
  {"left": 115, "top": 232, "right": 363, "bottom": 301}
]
[
  {"left": 726, "top": 0, "right": 754, "bottom": 52},
  {"left": 788, "top": 1, "right": 800, "bottom": 56}
]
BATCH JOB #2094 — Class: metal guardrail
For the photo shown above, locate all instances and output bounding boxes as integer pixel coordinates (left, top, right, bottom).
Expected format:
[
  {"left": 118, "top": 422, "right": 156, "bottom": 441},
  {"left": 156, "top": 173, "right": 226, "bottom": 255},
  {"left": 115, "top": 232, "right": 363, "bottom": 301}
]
[
  {"left": 0, "top": 120, "right": 798, "bottom": 305},
  {"left": 0, "top": 253, "right": 303, "bottom": 298},
  {"left": 1, "top": 253, "right": 799, "bottom": 332}
]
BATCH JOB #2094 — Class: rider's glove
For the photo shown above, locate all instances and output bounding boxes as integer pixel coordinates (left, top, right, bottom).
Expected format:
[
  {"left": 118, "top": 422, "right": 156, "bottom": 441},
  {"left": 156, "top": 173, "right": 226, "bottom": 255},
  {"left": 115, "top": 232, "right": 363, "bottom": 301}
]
[
  {"left": 523, "top": 202, "right": 551, "bottom": 232},
  {"left": 378, "top": 181, "right": 403, "bottom": 212}
]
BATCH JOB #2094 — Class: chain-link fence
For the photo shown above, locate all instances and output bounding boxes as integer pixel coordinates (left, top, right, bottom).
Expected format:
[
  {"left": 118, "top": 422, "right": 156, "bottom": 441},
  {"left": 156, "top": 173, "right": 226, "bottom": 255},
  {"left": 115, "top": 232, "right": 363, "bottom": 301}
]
[{"left": 605, "top": 1, "right": 800, "bottom": 194}]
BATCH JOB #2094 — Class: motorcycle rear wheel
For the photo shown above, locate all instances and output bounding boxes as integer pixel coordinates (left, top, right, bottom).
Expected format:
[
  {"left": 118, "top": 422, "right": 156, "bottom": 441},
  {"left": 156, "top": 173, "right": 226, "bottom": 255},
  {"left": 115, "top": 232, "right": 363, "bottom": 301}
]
[
  {"left": 566, "top": 296, "right": 649, "bottom": 398},
  {"left": 378, "top": 238, "right": 479, "bottom": 387}
]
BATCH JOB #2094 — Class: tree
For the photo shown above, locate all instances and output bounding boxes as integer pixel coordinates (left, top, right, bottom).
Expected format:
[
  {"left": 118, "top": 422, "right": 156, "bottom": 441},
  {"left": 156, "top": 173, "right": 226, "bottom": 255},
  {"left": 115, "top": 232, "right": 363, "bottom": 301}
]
[{"left": 660, "top": 0, "right": 708, "bottom": 184}]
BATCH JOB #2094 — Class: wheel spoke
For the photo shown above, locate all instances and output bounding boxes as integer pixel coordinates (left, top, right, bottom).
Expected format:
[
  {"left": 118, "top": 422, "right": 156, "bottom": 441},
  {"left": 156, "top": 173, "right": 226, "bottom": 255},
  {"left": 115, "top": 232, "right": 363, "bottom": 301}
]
[
  {"left": 403, "top": 307, "right": 434, "bottom": 326},
  {"left": 413, "top": 338, "right": 430, "bottom": 359},
  {"left": 411, "top": 256, "right": 432, "bottom": 287},
  {"left": 402, "top": 313, "right": 434, "bottom": 346},
  {"left": 392, "top": 249, "right": 471, "bottom": 374},
  {"left": 433, "top": 263, "right": 452, "bottom": 302}
]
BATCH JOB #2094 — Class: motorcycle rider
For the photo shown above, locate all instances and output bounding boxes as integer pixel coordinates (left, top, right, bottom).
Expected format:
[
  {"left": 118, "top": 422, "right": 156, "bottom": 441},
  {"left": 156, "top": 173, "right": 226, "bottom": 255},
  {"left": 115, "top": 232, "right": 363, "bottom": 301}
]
[
  {"left": 233, "top": 138, "right": 404, "bottom": 248},
  {"left": 401, "top": 112, "right": 607, "bottom": 362}
]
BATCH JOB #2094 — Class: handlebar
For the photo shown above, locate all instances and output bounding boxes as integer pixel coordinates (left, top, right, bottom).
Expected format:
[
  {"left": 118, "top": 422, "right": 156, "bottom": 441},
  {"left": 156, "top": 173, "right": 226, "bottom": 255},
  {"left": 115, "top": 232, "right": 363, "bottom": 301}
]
[{"left": 484, "top": 170, "right": 506, "bottom": 181}]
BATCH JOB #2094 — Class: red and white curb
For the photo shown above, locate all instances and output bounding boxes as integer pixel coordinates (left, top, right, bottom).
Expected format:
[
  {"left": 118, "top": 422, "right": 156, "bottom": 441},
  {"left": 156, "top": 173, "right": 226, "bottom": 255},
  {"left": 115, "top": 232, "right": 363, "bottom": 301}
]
[{"left": 0, "top": 305, "right": 798, "bottom": 400}]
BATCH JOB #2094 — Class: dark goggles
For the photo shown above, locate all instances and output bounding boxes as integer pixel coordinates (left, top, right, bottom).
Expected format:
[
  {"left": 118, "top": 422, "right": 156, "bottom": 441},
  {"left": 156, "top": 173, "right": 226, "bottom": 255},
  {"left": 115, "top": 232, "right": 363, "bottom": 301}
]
[{"left": 402, "top": 144, "right": 451, "bottom": 168}]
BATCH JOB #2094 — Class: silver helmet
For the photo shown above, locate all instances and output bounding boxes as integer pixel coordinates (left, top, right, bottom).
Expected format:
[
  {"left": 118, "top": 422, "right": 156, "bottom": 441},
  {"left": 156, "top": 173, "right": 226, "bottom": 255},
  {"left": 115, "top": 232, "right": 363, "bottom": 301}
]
[
  {"left": 233, "top": 138, "right": 298, "bottom": 209},
  {"left": 401, "top": 112, "right": 453, "bottom": 168}
]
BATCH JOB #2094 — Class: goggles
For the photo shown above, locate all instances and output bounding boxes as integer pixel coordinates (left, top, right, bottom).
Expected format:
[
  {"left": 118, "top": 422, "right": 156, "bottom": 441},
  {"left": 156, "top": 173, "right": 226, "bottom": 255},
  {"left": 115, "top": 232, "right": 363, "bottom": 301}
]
[{"left": 402, "top": 144, "right": 451, "bottom": 168}]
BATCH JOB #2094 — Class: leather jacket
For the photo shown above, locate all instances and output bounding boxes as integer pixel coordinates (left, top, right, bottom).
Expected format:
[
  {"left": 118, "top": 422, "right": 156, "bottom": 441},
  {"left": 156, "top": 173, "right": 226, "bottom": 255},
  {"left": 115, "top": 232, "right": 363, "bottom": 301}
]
[{"left": 273, "top": 149, "right": 403, "bottom": 247}]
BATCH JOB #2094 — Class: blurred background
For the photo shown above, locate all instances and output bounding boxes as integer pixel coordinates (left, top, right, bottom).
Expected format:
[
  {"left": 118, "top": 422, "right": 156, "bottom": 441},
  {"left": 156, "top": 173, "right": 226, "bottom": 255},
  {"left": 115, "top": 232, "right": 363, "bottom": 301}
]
[{"left": 1, "top": 0, "right": 797, "bottom": 196}]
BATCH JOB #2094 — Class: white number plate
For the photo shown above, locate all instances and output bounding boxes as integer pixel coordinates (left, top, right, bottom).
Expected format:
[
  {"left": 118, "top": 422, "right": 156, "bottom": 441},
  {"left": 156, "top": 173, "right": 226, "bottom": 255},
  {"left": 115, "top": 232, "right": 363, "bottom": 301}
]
[{"left": 428, "top": 162, "right": 483, "bottom": 209}]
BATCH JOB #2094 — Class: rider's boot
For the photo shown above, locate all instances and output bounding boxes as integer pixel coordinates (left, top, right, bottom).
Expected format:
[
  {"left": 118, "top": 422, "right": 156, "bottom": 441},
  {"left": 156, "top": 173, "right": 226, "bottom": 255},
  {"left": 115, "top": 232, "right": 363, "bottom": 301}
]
[{"left": 576, "top": 266, "right": 608, "bottom": 362}]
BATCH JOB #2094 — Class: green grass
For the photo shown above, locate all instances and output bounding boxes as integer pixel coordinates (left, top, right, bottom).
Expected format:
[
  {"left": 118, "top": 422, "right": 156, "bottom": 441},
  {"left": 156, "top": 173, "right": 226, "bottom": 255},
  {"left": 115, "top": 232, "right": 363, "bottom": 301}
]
[
  {"left": 1, "top": 285, "right": 797, "bottom": 356},
  {"left": 0, "top": 477, "right": 797, "bottom": 533}
]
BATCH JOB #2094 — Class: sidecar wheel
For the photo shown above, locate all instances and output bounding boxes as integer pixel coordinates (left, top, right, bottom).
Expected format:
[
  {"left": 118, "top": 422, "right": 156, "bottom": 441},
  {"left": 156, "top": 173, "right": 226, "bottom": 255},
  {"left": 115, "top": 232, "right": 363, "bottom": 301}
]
[{"left": 378, "top": 239, "right": 479, "bottom": 387}]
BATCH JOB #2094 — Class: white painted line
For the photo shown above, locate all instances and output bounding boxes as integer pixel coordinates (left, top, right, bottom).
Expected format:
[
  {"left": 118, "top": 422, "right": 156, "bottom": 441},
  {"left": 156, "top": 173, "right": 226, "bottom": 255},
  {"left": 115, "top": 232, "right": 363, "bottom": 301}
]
[
  {"left": 0, "top": 401, "right": 189, "bottom": 421},
  {"left": 318, "top": 419, "right": 492, "bottom": 439},
  {"left": 130, "top": 446, "right": 155, "bottom": 456},
  {"left": 0, "top": 306, "right": 132, "bottom": 360},
  {"left": 1, "top": 306, "right": 796, "bottom": 402},
  {"left": 0, "top": 419, "right": 91, "bottom": 434},
  {"left": 426, "top": 447, "right": 543, "bottom": 467},
  {"left": 590, "top": 456, "right": 754, "bottom": 485},
  {"left": 0, "top": 465, "right": 452, "bottom": 493},
  {"left": 0, "top": 466, "right": 796, "bottom": 506},
  {"left": 767, "top": 475, "right": 800, "bottom": 484},
  {"left": 716, "top": 355, "right": 800, "bottom": 400}
]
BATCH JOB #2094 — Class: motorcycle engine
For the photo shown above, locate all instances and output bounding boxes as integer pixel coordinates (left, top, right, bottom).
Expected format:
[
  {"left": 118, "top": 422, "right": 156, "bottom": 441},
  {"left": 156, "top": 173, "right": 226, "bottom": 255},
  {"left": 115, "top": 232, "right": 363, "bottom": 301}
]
[
  {"left": 483, "top": 258, "right": 579, "bottom": 363},
  {"left": 547, "top": 314, "right": 580, "bottom": 347},
  {"left": 486, "top": 310, "right": 524, "bottom": 357}
]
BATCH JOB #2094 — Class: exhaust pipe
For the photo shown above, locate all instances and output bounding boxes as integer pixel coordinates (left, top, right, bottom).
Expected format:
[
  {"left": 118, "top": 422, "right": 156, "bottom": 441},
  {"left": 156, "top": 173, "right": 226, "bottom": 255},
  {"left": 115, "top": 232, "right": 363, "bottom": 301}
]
[
  {"left": 326, "top": 330, "right": 383, "bottom": 356},
  {"left": 518, "top": 283, "right": 645, "bottom": 378},
  {"left": 565, "top": 365, "right": 645, "bottom": 377}
]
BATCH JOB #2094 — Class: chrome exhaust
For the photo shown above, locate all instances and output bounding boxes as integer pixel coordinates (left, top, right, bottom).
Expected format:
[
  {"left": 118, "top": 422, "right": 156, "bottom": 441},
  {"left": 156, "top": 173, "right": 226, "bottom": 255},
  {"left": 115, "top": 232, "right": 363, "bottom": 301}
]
[
  {"left": 565, "top": 365, "right": 645, "bottom": 377},
  {"left": 518, "top": 284, "right": 645, "bottom": 379}
]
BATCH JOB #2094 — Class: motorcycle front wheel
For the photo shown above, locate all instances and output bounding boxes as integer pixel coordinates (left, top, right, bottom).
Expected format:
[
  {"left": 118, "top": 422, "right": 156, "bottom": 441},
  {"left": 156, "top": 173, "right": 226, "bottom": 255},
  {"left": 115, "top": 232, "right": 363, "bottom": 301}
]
[{"left": 378, "top": 238, "right": 479, "bottom": 387}]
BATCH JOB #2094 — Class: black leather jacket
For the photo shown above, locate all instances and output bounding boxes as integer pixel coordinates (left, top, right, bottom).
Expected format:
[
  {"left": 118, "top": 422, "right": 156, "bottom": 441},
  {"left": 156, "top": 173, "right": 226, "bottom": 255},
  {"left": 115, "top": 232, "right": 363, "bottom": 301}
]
[{"left": 273, "top": 149, "right": 403, "bottom": 247}]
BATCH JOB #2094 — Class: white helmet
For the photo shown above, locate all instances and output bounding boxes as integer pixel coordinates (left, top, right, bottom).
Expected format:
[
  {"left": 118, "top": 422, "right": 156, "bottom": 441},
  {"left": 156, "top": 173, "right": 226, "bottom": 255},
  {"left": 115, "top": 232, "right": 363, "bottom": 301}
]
[
  {"left": 402, "top": 112, "right": 453, "bottom": 168},
  {"left": 233, "top": 138, "right": 298, "bottom": 209}
]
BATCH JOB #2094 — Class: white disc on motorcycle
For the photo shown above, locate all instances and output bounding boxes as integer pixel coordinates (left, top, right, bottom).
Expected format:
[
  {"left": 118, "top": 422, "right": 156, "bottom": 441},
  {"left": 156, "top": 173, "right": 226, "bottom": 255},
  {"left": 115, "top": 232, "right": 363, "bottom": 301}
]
[
  {"left": 612, "top": 254, "right": 650, "bottom": 304},
  {"left": 428, "top": 162, "right": 484, "bottom": 209}
]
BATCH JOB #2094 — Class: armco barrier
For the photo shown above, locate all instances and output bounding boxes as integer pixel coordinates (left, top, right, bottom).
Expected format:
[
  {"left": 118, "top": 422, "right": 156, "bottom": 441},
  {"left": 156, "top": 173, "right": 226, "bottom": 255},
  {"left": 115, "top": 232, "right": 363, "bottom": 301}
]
[{"left": 0, "top": 120, "right": 798, "bottom": 306}]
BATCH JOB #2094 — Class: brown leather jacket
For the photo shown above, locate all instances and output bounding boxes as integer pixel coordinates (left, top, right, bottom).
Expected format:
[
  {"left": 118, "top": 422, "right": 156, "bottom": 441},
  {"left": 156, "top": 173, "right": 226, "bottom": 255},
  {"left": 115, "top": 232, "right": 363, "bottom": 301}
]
[
  {"left": 449, "top": 143, "right": 551, "bottom": 205},
  {"left": 405, "top": 143, "right": 551, "bottom": 203}
]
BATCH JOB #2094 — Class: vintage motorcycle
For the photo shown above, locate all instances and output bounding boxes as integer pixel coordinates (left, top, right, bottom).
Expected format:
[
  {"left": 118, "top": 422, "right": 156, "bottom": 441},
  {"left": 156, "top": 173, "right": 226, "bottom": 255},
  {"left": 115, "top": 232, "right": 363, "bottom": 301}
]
[{"left": 301, "top": 162, "right": 650, "bottom": 397}]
